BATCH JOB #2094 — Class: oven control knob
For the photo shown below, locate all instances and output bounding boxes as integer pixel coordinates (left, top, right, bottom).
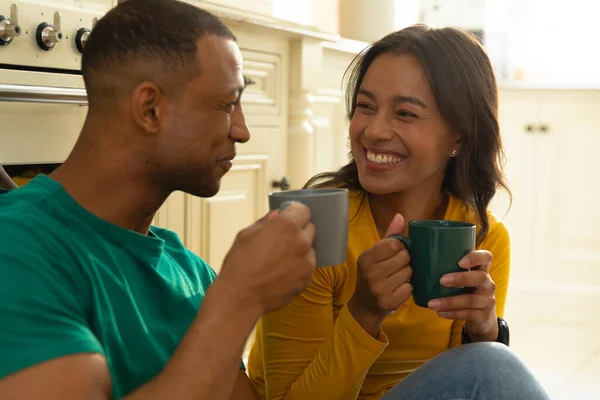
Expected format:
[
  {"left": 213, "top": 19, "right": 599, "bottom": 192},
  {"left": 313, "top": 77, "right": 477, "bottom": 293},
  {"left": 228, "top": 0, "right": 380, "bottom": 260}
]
[
  {"left": 75, "top": 27, "right": 91, "bottom": 54},
  {"left": 0, "top": 4, "right": 21, "bottom": 46},
  {"left": 36, "top": 11, "right": 63, "bottom": 51}
]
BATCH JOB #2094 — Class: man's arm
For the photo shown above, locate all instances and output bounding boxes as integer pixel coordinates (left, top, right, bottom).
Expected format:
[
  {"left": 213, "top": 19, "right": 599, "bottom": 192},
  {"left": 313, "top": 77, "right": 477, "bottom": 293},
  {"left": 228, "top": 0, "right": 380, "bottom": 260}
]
[
  {"left": 0, "top": 281, "right": 260, "bottom": 400},
  {"left": 0, "top": 165, "right": 17, "bottom": 189},
  {"left": 125, "top": 280, "right": 262, "bottom": 400},
  {"left": 234, "top": 370, "right": 261, "bottom": 400},
  {"left": 0, "top": 203, "right": 315, "bottom": 400}
]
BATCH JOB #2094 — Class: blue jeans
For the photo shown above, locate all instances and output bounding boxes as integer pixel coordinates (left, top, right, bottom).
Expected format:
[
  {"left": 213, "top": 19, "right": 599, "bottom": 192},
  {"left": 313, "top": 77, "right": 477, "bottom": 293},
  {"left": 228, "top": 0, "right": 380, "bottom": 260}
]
[{"left": 381, "top": 342, "right": 550, "bottom": 400}]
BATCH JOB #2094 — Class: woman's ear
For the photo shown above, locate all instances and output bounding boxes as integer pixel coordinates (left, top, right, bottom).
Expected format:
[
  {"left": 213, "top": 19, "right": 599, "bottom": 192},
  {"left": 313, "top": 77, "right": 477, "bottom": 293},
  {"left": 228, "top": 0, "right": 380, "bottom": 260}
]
[{"left": 449, "top": 136, "right": 462, "bottom": 157}]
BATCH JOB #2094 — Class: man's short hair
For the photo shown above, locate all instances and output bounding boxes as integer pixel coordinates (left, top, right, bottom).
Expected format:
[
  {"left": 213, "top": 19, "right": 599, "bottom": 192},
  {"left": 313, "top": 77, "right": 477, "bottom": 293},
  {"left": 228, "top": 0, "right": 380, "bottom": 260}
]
[{"left": 81, "top": 0, "right": 236, "bottom": 103}]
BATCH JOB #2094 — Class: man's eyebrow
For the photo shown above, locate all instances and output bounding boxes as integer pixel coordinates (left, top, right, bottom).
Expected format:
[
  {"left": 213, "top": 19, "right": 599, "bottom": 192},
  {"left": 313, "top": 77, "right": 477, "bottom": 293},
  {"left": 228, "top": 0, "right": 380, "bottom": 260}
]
[{"left": 226, "top": 76, "right": 256, "bottom": 98}]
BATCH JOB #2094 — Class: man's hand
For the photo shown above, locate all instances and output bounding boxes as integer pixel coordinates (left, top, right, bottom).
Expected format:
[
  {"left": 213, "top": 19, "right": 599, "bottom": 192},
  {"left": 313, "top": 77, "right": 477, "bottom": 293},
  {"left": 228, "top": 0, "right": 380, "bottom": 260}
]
[{"left": 217, "top": 202, "right": 317, "bottom": 315}]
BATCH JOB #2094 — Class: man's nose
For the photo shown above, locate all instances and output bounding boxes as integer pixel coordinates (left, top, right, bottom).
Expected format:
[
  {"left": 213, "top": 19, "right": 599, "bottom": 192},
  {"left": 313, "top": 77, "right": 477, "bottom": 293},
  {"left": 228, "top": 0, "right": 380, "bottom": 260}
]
[{"left": 230, "top": 106, "right": 250, "bottom": 143}]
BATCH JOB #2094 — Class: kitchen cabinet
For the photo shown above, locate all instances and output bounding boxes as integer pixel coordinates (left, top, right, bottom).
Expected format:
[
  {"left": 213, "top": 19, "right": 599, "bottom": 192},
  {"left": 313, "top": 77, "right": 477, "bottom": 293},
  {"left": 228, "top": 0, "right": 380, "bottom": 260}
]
[{"left": 490, "top": 88, "right": 600, "bottom": 321}]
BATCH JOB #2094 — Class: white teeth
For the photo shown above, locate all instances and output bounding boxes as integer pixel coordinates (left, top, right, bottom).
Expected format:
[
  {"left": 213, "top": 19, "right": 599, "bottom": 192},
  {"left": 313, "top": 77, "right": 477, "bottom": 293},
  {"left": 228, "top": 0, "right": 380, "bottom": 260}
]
[{"left": 367, "top": 150, "right": 405, "bottom": 165}]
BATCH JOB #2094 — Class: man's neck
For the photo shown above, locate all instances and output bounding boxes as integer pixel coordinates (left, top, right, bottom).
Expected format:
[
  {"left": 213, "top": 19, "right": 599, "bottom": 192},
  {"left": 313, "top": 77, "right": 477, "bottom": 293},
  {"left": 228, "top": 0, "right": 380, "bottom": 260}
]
[{"left": 50, "top": 149, "right": 170, "bottom": 235}]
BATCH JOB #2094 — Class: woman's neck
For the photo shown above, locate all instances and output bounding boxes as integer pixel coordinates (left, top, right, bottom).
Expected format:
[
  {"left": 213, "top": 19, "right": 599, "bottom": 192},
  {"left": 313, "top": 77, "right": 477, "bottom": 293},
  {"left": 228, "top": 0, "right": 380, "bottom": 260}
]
[{"left": 368, "top": 187, "right": 448, "bottom": 238}]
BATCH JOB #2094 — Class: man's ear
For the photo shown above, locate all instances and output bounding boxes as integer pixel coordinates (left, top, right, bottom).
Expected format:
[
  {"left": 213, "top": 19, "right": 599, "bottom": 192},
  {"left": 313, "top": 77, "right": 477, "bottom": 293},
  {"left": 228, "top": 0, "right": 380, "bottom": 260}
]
[{"left": 131, "top": 82, "right": 164, "bottom": 135}]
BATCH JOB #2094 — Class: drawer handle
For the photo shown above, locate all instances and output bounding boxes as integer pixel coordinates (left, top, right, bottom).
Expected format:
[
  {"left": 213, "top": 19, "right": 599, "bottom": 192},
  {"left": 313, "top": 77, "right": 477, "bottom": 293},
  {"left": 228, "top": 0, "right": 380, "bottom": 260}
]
[{"left": 0, "top": 83, "right": 87, "bottom": 105}]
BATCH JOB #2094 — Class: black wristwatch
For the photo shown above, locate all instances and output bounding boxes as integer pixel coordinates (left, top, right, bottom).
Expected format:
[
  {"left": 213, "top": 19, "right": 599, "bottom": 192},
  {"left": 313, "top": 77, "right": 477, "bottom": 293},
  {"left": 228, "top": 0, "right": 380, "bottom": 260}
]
[{"left": 461, "top": 317, "right": 510, "bottom": 346}]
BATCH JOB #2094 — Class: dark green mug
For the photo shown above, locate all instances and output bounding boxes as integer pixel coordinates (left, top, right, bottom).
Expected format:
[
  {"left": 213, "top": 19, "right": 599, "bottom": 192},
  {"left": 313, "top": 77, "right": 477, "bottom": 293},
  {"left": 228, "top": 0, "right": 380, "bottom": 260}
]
[{"left": 390, "top": 220, "right": 476, "bottom": 308}]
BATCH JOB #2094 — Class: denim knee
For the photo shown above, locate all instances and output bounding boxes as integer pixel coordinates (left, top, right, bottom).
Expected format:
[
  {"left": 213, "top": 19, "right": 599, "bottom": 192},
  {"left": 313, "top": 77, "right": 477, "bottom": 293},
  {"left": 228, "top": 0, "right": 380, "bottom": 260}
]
[
  {"left": 381, "top": 342, "right": 550, "bottom": 400},
  {"left": 449, "top": 342, "right": 549, "bottom": 399},
  {"left": 451, "top": 342, "right": 520, "bottom": 366}
]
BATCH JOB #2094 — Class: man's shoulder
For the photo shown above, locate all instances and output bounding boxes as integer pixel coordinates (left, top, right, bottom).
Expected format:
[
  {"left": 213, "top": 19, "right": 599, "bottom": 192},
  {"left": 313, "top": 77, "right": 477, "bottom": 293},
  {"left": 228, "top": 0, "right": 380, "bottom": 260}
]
[
  {"left": 0, "top": 185, "right": 81, "bottom": 263},
  {"left": 0, "top": 189, "right": 54, "bottom": 238}
]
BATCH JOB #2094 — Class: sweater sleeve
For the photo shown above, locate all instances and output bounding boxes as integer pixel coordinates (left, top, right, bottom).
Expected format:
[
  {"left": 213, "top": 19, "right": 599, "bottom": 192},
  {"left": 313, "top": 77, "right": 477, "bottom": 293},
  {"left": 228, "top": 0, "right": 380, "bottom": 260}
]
[
  {"left": 449, "top": 220, "right": 511, "bottom": 348},
  {"left": 259, "top": 266, "right": 388, "bottom": 399}
]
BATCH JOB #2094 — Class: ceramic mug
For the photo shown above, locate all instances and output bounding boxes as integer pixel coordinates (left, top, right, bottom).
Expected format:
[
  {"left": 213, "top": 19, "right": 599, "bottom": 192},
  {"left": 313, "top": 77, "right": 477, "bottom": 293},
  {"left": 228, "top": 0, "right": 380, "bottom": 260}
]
[
  {"left": 390, "top": 220, "right": 476, "bottom": 308},
  {"left": 269, "top": 188, "right": 349, "bottom": 267}
]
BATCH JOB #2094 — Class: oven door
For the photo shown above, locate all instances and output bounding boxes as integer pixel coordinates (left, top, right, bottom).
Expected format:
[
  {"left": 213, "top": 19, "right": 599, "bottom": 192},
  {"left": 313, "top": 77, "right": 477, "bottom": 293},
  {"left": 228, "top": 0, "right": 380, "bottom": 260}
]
[{"left": 0, "top": 68, "right": 87, "bottom": 165}]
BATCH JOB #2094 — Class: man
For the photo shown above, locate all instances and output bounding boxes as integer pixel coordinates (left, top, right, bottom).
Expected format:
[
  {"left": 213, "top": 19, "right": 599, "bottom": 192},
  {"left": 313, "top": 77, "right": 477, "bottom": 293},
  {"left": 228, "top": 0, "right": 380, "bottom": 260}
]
[
  {"left": 0, "top": 165, "right": 17, "bottom": 189},
  {"left": 0, "top": 1, "right": 316, "bottom": 399}
]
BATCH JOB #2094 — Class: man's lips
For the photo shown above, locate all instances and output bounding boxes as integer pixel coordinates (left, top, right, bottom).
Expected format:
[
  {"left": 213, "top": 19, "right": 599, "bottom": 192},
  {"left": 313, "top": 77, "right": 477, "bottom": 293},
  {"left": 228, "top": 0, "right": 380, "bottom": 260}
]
[{"left": 217, "top": 154, "right": 236, "bottom": 162}]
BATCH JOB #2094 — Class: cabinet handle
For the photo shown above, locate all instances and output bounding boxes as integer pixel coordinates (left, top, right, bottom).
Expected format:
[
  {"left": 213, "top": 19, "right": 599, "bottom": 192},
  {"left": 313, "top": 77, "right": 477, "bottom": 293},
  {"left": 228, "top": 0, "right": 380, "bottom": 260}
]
[
  {"left": 539, "top": 124, "right": 549, "bottom": 133},
  {"left": 272, "top": 176, "right": 291, "bottom": 191},
  {"left": 525, "top": 124, "right": 535, "bottom": 133}
]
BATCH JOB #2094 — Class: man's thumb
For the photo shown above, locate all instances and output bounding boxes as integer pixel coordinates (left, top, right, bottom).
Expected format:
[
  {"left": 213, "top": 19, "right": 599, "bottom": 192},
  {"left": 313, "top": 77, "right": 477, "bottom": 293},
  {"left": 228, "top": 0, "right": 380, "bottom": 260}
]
[{"left": 384, "top": 213, "right": 405, "bottom": 237}]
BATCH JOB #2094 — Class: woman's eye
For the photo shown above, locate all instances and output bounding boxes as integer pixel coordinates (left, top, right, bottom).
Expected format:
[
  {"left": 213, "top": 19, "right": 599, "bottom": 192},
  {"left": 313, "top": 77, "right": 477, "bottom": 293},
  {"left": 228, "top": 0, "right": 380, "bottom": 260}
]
[
  {"left": 357, "top": 103, "right": 374, "bottom": 111},
  {"left": 397, "top": 110, "right": 418, "bottom": 118}
]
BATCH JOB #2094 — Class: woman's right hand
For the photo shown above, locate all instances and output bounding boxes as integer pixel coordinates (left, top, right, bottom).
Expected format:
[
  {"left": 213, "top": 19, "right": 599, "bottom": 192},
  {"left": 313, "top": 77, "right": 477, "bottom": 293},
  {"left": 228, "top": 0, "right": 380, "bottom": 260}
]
[{"left": 348, "top": 214, "right": 413, "bottom": 337}]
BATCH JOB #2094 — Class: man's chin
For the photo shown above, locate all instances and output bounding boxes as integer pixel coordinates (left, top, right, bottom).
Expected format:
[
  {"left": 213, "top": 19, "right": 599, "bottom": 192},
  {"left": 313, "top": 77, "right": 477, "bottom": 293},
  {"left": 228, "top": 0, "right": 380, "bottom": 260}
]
[{"left": 186, "top": 181, "right": 221, "bottom": 198}]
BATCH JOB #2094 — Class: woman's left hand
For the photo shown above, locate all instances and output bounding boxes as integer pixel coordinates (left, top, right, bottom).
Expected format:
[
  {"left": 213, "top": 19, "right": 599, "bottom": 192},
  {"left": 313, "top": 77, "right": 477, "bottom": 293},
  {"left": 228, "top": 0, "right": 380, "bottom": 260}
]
[{"left": 427, "top": 250, "right": 498, "bottom": 341}]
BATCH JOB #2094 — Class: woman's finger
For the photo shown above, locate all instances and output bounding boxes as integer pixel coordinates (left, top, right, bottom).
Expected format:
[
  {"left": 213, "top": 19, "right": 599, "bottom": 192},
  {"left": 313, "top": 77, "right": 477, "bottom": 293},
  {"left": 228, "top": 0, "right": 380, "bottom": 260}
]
[
  {"left": 458, "top": 250, "right": 493, "bottom": 272},
  {"left": 440, "top": 270, "right": 495, "bottom": 292},
  {"left": 428, "top": 293, "right": 496, "bottom": 311}
]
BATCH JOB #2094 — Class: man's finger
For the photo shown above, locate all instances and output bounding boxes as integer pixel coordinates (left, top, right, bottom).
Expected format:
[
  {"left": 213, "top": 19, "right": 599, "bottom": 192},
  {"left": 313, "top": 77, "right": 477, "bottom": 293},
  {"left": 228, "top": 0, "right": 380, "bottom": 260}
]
[
  {"left": 302, "top": 222, "right": 316, "bottom": 246},
  {"left": 279, "top": 202, "right": 312, "bottom": 228},
  {"left": 264, "top": 210, "right": 279, "bottom": 221}
]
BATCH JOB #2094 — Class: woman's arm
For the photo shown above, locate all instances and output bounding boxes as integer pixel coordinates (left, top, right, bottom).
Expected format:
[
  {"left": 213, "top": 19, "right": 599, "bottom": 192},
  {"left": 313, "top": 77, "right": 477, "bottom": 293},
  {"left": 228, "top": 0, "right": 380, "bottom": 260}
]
[
  {"left": 449, "top": 221, "right": 511, "bottom": 347},
  {"left": 0, "top": 166, "right": 17, "bottom": 190},
  {"left": 257, "top": 266, "right": 388, "bottom": 400}
]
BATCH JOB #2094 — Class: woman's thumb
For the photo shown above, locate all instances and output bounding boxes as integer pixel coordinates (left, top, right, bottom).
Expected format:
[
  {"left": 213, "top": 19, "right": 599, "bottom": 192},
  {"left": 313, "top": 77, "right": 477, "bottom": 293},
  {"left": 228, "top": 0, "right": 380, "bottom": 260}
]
[{"left": 385, "top": 213, "right": 405, "bottom": 237}]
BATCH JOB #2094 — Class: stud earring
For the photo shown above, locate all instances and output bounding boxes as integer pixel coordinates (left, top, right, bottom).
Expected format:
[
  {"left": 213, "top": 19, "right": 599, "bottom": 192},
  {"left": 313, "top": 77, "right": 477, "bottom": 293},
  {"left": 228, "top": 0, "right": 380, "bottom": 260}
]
[{"left": 450, "top": 149, "right": 458, "bottom": 157}]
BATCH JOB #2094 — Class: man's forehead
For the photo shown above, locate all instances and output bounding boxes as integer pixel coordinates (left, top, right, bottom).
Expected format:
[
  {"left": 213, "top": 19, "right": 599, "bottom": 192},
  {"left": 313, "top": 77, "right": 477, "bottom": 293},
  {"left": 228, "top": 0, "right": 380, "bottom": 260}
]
[
  {"left": 195, "top": 35, "right": 244, "bottom": 91},
  {"left": 196, "top": 35, "right": 243, "bottom": 72}
]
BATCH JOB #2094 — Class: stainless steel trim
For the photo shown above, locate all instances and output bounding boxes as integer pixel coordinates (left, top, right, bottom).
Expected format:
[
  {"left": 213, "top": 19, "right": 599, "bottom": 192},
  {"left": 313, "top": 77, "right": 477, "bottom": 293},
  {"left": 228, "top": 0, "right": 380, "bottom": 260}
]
[{"left": 0, "top": 83, "right": 87, "bottom": 105}]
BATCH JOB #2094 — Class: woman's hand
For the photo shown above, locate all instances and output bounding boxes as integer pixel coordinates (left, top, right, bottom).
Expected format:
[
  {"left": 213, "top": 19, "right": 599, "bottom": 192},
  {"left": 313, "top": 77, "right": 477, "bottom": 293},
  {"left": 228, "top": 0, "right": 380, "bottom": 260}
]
[
  {"left": 427, "top": 250, "right": 498, "bottom": 342},
  {"left": 348, "top": 214, "right": 413, "bottom": 338}
]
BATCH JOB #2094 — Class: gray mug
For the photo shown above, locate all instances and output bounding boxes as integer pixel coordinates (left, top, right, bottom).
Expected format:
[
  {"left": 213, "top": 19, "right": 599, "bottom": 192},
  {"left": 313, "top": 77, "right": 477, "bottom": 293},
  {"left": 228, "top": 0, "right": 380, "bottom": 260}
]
[{"left": 269, "top": 188, "right": 349, "bottom": 267}]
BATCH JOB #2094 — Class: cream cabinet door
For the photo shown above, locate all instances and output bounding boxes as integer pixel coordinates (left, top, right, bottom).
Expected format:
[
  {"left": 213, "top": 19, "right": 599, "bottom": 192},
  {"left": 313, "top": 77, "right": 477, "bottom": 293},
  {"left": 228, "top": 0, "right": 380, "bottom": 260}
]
[
  {"left": 535, "top": 92, "right": 600, "bottom": 286},
  {"left": 492, "top": 90, "right": 540, "bottom": 281},
  {"left": 495, "top": 90, "right": 600, "bottom": 287}
]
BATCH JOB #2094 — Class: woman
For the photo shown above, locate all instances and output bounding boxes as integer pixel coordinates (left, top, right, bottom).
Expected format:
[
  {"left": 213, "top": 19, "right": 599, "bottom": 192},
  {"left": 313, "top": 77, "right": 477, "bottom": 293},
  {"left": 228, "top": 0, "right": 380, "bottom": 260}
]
[{"left": 247, "top": 25, "right": 549, "bottom": 399}]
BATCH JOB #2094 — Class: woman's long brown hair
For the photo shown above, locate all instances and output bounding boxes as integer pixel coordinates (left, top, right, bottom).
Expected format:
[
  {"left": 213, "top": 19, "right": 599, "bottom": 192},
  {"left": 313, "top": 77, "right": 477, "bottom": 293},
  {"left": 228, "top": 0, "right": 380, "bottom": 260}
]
[{"left": 305, "top": 25, "right": 511, "bottom": 244}]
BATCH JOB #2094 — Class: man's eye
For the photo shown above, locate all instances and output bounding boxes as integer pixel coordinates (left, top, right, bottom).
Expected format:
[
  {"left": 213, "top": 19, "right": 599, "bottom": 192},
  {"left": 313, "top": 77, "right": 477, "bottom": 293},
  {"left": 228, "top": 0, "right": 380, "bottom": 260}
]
[{"left": 224, "top": 99, "right": 239, "bottom": 112}]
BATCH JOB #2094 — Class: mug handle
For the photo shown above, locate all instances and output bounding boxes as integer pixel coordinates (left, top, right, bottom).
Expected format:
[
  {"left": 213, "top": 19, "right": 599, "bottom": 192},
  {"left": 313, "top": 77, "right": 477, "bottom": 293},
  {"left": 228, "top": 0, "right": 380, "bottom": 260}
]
[{"left": 389, "top": 235, "right": 411, "bottom": 249}]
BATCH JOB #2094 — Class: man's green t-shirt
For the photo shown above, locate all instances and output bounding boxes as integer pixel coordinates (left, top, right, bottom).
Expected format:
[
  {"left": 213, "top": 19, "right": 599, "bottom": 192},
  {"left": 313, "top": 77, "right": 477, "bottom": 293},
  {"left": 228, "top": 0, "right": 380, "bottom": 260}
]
[{"left": 0, "top": 175, "right": 241, "bottom": 397}]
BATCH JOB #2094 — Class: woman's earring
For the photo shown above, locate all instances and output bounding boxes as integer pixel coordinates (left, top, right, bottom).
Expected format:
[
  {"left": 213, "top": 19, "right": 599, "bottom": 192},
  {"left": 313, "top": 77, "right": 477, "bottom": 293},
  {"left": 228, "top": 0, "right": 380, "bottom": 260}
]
[{"left": 450, "top": 149, "right": 458, "bottom": 157}]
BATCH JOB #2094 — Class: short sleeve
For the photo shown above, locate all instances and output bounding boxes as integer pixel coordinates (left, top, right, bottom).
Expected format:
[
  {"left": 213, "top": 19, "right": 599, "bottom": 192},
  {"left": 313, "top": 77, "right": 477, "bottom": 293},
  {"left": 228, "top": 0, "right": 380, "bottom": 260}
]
[{"left": 0, "top": 223, "right": 104, "bottom": 378}]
